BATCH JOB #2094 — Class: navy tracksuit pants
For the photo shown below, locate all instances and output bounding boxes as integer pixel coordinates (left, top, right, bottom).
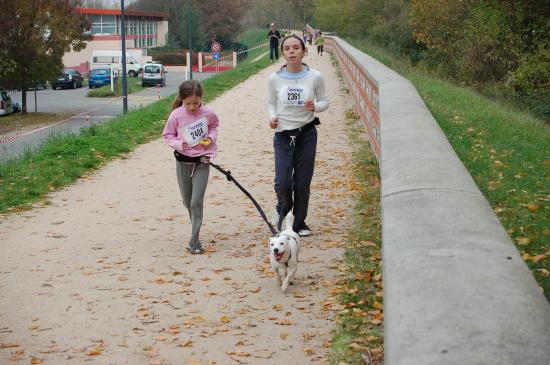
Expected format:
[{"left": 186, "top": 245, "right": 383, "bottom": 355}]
[{"left": 273, "top": 123, "right": 317, "bottom": 232}]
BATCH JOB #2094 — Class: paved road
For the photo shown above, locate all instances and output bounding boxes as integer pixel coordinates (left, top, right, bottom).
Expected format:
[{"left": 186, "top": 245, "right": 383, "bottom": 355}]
[{"left": 1, "top": 71, "right": 214, "bottom": 161}]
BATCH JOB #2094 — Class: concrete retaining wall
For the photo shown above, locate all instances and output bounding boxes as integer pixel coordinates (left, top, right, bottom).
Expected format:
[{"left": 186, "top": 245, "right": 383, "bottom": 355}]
[{"left": 326, "top": 36, "right": 550, "bottom": 364}]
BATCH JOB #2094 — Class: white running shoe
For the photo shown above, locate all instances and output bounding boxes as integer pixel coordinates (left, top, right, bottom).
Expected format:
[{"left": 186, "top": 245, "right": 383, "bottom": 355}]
[{"left": 298, "top": 225, "right": 311, "bottom": 237}]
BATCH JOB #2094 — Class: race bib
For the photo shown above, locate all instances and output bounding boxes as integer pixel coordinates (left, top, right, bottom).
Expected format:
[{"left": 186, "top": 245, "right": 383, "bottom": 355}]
[
  {"left": 279, "top": 85, "right": 308, "bottom": 106},
  {"left": 181, "top": 117, "right": 208, "bottom": 147}
]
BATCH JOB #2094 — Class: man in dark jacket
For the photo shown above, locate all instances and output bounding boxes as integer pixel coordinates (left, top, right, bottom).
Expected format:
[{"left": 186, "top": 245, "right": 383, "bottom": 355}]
[{"left": 267, "top": 23, "right": 281, "bottom": 62}]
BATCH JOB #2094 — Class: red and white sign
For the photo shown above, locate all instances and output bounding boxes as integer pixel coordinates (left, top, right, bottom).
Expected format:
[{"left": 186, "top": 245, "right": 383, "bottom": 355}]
[{"left": 211, "top": 41, "right": 221, "bottom": 53}]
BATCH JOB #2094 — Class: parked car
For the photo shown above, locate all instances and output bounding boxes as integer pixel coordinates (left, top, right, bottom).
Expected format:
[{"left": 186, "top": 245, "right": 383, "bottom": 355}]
[
  {"left": 0, "top": 90, "right": 14, "bottom": 116},
  {"left": 141, "top": 63, "right": 166, "bottom": 87},
  {"left": 88, "top": 68, "right": 116, "bottom": 88},
  {"left": 27, "top": 80, "right": 48, "bottom": 90},
  {"left": 51, "top": 70, "right": 84, "bottom": 90}
]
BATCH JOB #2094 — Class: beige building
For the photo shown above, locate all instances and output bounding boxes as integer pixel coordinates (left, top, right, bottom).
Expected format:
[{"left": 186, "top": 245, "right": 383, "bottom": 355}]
[{"left": 63, "top": 8, "right": 168, "bottom": 73}]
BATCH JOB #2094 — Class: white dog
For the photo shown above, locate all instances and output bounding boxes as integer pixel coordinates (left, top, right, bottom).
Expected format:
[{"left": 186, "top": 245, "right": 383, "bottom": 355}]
[{"left": 268, "top": 212, "right": 300, "bottom": 293}]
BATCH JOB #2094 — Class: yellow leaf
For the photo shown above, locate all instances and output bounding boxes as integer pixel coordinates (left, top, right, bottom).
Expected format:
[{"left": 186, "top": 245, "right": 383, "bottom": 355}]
[
  {"left": 517, "top": 237, "right": 530, "bottom": 245},
  {"left": 373, "top": 301, "right": 383, "bottom": 309},
  {"left": 219, "top": 316, "right": 231, "bottom": 324},
  {"left": 0, "top": 343, "right": 20, "bottom": 348},
  {"left": 187, "top": 360, "right": 201, "bottom": 365},
  {"left": 280, "top": 332, "right": 288, "bottom": 340},
  {"left": 30, "top": 357, "right": 44, "bottom": 364}
]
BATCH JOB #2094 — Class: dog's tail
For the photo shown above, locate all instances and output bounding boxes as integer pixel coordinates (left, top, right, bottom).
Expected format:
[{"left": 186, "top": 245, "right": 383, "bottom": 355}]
[{"left": 285, "top": 211, "right": 295, "bottom": 232}]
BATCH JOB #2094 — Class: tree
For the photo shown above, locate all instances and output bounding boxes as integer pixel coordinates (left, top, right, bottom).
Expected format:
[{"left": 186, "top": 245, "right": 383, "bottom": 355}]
[
  {"left": 0, "top": 0, "right": 91, "bottom": 113},
  {"left": 129, "top": 0, "right": 249, "bottom": 51}
]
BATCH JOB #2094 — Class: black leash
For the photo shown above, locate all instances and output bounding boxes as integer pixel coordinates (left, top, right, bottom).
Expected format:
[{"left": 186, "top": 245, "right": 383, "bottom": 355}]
[{"left": 201, "top": 157, "right": 278, "bottom": 235}]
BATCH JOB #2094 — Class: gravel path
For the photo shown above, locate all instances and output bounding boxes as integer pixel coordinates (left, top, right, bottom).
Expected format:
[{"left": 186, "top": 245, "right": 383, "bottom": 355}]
[{"left": 0, "top": 49, "right": 355, "bottom": 365}]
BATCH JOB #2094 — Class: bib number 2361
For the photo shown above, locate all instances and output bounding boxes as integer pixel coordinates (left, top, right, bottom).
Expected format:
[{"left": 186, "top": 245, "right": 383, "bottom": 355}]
[{"left": 280, "top": 85, "right": 307, "bottom": 106}]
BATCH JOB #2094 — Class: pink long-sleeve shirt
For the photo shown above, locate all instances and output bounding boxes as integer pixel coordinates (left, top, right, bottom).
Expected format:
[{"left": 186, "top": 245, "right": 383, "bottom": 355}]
[{"left": 162, "top": 105, "right": 220, "bottom": 159}]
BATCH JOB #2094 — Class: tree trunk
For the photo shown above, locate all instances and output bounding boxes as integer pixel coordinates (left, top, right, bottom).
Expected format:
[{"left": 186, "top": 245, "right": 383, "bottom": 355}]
[{"left": 22, "top": 90, "right": 27, "bottom": 114}]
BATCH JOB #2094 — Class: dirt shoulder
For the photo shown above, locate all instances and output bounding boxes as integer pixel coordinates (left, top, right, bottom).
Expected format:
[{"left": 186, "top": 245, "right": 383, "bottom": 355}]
[
  {"left": 0, "top": 50, "right": 355, "bottom": 364},
  {"left": 0, "top": 112, "right": 75, "bottom": 140}
]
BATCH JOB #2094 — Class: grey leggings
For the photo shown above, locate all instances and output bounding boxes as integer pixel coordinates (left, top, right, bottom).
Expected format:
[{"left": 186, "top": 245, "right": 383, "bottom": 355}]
[{"left": 175, "top": 161, "right": 210, "bottom": 249}]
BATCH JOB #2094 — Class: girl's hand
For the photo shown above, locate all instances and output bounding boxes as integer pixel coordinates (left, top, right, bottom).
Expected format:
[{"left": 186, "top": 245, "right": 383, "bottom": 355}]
[
  {"left": 181, "top": 141, "right": 190, "bottom": 150},
  {"left": 270, "top": 117, "right": 278, "bottom": 129},
  {"left": 304, "top": 99, "right": 315, "bottom": 112}
]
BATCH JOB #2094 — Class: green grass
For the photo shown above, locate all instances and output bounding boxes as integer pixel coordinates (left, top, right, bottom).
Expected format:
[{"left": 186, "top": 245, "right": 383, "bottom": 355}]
[
  {"left": 236, "top": 28, "right": 270, "bottom": 63},
  {"left": 349, "top": 39, "right": 550, "bottom": 300},
  {"left": 330, "top": 108, "right": 383, "bottom": 365},
  {"left": 0, "top": 55, "right": 270, "bottom": 214},
  {"left": 87, "top": 76, "right": 144, "bottom": 97}
]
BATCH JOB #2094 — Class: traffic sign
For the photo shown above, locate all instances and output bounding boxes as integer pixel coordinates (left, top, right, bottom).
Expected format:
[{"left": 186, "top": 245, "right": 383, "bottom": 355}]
[
  {"left": 212, "top": 52, "right": 220, "bottom": 61},
  {"left": 211, "top": 41, "right": 221, "bottom": 53}
]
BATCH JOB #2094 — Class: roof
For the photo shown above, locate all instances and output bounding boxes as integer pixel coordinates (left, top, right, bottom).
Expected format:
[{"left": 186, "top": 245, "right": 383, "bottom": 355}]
[{"left": 77, "top": 8, "right": 167, "bottom": 19}]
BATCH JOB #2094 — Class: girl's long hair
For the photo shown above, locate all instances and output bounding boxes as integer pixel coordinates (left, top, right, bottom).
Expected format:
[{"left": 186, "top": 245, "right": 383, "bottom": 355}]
[{"left": 172, "top": 80, "right": 204, "bottom": 110}]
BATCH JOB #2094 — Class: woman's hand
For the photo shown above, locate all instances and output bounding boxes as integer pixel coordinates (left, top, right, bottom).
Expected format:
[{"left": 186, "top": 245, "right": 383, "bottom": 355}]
[
  {"left": 181, "top": 141, "right": 190, "bottom": 150},
  {"left": 270, "top": 117, "right": 278, "bottom": 129},
  {"left": 304, "top": 99, "right": 315, "bottom": 112}
]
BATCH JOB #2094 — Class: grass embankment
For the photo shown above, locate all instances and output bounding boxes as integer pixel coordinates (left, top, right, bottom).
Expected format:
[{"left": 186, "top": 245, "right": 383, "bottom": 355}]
[
  {"left": 330, "top": 108, "right": 383, "bottom": 365},
  {"left": 87, "top": 76, "right": 144, "bottom": 97},
  {"left": 236, "top": 28, "right": 269, "bottom": 62},
  {"left": 0, "top": 56, "right": 270, "bottom": 214},
  {"left": 350, "top": 39, "right": 550, "bottom": 300}
]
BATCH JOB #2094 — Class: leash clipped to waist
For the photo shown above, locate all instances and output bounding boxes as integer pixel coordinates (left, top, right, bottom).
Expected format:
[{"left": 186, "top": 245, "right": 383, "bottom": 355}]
[{"left": 200, "top": 157, "right": 278, "bottom": 235}]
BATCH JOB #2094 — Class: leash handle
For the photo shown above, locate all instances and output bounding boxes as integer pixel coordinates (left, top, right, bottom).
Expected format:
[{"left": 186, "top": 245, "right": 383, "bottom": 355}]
[{"left": 202, "top": 158, "right": 278, "bottom": 235}]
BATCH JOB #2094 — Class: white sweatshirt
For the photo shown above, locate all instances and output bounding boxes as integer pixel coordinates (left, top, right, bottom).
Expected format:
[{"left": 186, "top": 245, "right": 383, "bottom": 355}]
[{"left": 267, "top": 66, "right": 329, "bottom": 132}]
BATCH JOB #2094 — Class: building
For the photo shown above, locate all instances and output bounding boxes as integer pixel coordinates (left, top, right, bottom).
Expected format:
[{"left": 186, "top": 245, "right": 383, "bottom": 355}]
[{"left": 63, "top": 8, "right": 168, "bottom": 73}]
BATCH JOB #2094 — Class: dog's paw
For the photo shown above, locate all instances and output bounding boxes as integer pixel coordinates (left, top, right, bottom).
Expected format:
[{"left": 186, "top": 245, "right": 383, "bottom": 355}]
[{"left": 281, "top": 282, "right": 289, "bottom": 293}]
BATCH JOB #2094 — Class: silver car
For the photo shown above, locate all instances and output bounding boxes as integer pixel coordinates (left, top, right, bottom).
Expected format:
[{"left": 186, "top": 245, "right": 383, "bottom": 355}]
[{"left": 141, "top": 63, "right": 166, "bottom": 87}]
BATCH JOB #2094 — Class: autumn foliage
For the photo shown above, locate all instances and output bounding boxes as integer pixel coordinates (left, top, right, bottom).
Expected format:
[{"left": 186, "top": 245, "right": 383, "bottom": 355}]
[{"left": 313, "top": 0, "right": 550, "bottom": 120}]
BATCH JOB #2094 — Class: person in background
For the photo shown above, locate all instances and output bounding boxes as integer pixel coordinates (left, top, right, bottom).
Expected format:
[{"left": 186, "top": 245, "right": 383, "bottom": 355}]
[
  {"left": 315, "top": 32, "right": 325, "bottom": 56},
  {"left": 267, "top": 23, "right": 282, "bottom": 62}
]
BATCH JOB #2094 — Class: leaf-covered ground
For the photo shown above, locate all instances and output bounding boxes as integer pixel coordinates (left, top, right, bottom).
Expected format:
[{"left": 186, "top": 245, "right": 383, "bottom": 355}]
[{"left": 0, "top": 50, "right": 358, "bottom": 364}]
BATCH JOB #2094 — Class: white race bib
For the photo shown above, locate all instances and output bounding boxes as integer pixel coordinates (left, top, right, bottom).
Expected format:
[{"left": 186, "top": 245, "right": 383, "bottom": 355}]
[
  {"left": 181, "top": 117, "right": 208, "bottom": 147},
  {"left": 279, "top": 85, "right": 308, "bottom": 106}
]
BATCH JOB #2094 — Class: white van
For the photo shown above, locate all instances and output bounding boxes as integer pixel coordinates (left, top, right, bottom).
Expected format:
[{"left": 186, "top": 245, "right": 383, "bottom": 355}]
[{"left": 90, "top": 51, "right": 142, "bottom": 77}]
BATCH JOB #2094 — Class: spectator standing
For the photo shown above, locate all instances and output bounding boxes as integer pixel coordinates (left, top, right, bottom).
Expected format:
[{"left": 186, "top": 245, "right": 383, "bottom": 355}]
[{"left": 267, "top": 23, "right": 282, "bottom": 62}]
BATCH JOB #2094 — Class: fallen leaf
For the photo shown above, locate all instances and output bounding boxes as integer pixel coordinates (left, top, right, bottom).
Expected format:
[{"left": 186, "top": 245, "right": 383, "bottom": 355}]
[
  {"left": 30, "top": 357, "right": 44, "bottom": 364},
  {"left": 219, "top": 316, "right": 231, "bottom": 324},
  {"left": 178, "top": 340, "right": 193, "bottom": 348},
  {"left": 0, "top": 343, "right": 19, "bottom": 348},
  {"left": 280, "top": 332, "right": 288, "bottom": 340},
  {"left": 516, "top": 237, "right": 531, "bottom": 245},
  {"left": 350, "top": 342, "right": 369, "bottom": 352}
]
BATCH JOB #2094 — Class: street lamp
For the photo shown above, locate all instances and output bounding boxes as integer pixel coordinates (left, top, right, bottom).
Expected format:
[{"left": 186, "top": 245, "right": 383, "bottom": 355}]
[
  {"left": 120, "top": 0, "right": 128, "bottom": 113},
  {"left": 188, "top": 0, "right": 193, "bottom": 80}
]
